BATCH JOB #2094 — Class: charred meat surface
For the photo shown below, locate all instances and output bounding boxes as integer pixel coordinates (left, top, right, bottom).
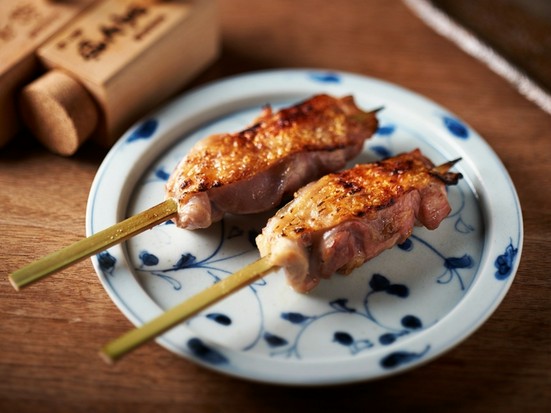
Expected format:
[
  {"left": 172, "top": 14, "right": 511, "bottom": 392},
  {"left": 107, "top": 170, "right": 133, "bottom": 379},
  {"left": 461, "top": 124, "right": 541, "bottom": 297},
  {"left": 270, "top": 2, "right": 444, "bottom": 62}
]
[
  {"left": 256, "top": 149, "right": 462, "bottom": 293},
  {"left": 166, "top": 94, "right": 379, "bottom": 229}
]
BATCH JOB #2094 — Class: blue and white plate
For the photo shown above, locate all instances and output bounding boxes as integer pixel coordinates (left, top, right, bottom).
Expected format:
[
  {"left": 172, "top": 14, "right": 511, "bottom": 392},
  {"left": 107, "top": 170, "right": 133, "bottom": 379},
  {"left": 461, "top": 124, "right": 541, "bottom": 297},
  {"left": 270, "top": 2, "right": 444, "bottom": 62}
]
[{"left": 87, "top": 69, "right": 522, "bottom": 385}]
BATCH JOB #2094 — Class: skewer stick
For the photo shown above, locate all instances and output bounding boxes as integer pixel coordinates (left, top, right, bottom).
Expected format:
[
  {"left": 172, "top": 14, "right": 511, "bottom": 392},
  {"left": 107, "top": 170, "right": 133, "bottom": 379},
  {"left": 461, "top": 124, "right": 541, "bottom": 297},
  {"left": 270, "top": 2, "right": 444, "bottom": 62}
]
[
  {"left": 100, "top": 255, "right": 275, "bottom": 364},
  {"left": 9, "top": 198, "right": 178, "bottom": 291}
]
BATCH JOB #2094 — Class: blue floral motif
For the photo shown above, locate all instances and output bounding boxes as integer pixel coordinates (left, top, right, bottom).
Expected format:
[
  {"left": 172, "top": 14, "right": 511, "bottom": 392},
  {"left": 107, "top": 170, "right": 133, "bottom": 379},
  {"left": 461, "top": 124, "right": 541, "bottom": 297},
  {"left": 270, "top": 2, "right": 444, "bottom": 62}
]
[
  {"left": 154, "top": 167, "right": 170, "bottom": 181},
  {"left": 380, "top": 345, "right": 430, "bottom": 369},
  {"left": 369, "top": 273, "right": 405, "bottom": 295},
  {"left": 370, "top": 123, "right": 396, "bottom": 158},
  {"left": 97, "top": 251, "right": 117, "bottom": 276},
  {"left": 264, "top": 332, "right": 288, "bottom": 347},
  {"left": 376, "top": 124, "right": 396, "bottom": 136},
  {"left": 494, "top": 240, "right": 519, "bottom": 280},
  {"left": 401, "top": 315, "right": 422, "bottom": 329},
  {"left": 369, "top": 145, "right": 393, "bottom": 158},
  {"left": 439, "top": 254, "right": 474, "bottom": 290},
  {"left": 269, "top": 274, "right": 422, "bottom": 359},
  {"left": 309, "top": 72, "right": 341, "bottom": 83},
  {"left": 141, "top": 165, "right": 170, "bottom": 184},
  {"left": 455, "top": 217, "right": 475, "bottom": 234},
  {"left": 139, "top": 251, "right": 159, "bottom": 266},
  {"left": 409, "top": 235, "right": 474, "bottom": 290},
  {"left": 173, "top": 253, "right": 199, "bottom": 270},
  {"left": 334, "top": 331, "right": 354, "bottom": 346},
  {"left": 127, "top": 119, "right": 158, "bottom": 142},
  {"left": 281, "top": 312, "right": 313, "bottom": 324},
  {"left": 133, "top": 219, "right": 268, "bottom": 351},
  {"left": 443, "top": 115, "right": 469, "bottom": 139},
  {"left": 333, "top": 331, "right": 374, "bottom": 355},
  {"left": 398, "top": 238, "right": 414, "bottom": 251},
  {"left": 134, "top": 220, "right": 255, "bottom": 291},
  {"left": 206, "top": 313, "right": 232, "bottom": 326},
  {"left": 379, "top": 315, "right": 423, "bottom": 345},
  {"left": 330, "top": 298, "right": 356, "bottom": 313},
  {"left": 187, "top": 338, "right": 228, "bottom": 365}
]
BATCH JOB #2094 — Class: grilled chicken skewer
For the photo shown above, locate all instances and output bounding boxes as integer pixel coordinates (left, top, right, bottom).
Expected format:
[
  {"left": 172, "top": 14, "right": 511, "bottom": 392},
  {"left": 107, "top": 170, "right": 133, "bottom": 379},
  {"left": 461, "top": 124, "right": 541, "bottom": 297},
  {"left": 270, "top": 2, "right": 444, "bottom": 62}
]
[
  {"left": 9, "top": 94, "right": 379, "bottom": 290},
  {"left": 256, "top": 149, "right": 462, "bottom": 292},
  {"left": 102, "top": 150, "right": 462, "bottom": 362},
  {"left": 166, "top": 94, "right": 379, "bottom": 229}
]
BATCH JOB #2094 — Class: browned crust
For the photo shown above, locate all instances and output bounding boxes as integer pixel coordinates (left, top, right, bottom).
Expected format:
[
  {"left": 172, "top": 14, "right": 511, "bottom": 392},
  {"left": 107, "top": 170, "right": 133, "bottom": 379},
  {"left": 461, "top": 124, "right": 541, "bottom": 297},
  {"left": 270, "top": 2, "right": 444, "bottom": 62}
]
[
  {"left": 166, "top": 94, "right": 378, "bottom": 197},
  {"left": 269, "top": 149, "right": 462, "bottom": 238}
]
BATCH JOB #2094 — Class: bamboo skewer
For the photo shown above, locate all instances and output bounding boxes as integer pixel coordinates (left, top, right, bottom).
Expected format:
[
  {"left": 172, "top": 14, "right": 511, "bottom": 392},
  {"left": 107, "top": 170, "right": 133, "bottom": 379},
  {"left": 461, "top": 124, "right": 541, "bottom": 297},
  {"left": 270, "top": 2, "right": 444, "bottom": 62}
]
[
  {"left": 100, "top": 255, "right": 275, "bottom": 364},
  {"left": 8, "top": 191, "right": 278, "bottom": 362},
  {"left": 9, "top": 198, "right": 179, "bottom": 290}
]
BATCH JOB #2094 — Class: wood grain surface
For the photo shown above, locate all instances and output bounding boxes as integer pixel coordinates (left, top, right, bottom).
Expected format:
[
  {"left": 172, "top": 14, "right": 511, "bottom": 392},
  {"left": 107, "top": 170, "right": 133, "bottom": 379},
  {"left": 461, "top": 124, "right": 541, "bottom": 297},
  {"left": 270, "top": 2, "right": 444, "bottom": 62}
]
[{"left": 1, "top": 1, "right": 550, "bottom": 412}]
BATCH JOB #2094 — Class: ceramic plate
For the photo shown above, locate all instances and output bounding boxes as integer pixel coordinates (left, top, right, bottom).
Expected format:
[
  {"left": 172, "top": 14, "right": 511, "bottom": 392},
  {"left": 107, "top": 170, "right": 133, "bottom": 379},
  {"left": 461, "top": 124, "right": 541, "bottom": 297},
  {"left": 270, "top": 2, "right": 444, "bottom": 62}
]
[{"left": 86, "top": 69, "right": 522, "bottom": 385}]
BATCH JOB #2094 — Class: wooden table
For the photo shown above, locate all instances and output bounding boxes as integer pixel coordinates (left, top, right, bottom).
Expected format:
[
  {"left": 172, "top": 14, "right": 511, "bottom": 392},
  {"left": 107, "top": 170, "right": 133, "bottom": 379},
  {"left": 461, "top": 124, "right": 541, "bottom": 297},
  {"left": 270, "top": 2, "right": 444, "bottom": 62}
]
[{"left": 1, "top": 1, "right": 550, "bottom": 411}]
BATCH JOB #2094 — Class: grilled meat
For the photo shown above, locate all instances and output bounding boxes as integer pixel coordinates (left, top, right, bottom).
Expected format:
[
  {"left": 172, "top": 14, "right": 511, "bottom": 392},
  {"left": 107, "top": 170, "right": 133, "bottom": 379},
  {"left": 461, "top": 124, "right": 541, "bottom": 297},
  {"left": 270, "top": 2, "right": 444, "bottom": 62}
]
[
  {"left": 256, "top": 149, "right": 462, "bottom": 293},
  {"left": 166, "top": 94, "right": 379, "bottom": 229}
]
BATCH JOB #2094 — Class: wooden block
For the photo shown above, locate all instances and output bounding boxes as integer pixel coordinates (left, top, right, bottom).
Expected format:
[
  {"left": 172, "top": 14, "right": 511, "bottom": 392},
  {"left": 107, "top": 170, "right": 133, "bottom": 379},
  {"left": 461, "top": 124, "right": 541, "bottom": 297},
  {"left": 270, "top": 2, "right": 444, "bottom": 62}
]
[
  {"left": 0, "top": 0, "right": 95, "bottom": 148},
  {"left": 19, "top": 0, "right": 219, "bottom": 155}
]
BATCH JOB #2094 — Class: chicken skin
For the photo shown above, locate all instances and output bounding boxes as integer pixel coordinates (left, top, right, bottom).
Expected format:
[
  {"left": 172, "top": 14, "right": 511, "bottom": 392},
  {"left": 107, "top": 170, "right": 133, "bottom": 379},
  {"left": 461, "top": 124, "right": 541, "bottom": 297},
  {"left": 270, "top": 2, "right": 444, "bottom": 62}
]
[
  {"left": 166, "top": 94, "right": 379, "bottom": 229},
  {"left": 256, "top": 149, "right": 462, "bottom": 292}
]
